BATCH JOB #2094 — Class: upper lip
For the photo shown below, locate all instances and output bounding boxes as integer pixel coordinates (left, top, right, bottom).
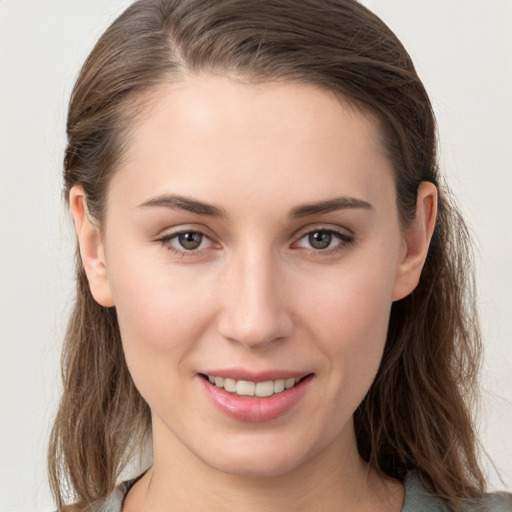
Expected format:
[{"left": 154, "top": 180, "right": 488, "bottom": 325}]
[{"left": 200, "top": 369, "right": 312, "bottom": 382}]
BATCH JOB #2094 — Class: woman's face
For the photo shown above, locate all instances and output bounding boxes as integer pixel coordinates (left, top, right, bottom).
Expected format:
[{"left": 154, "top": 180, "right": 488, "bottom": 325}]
[{"left": 76, "top": 75, "right": 428, "bottom": 477}]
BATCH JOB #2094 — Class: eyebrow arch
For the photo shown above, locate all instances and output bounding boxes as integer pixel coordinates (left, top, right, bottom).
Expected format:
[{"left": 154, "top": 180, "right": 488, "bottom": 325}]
[
  {"left": 137, "top": 193, "right": 372, "bottom": 219},
  {"left": 289, "top": 196, "right": 372, "bottom": 219},
  {"left": 138, "top": 194, "right": 228, "bottom": 218}
]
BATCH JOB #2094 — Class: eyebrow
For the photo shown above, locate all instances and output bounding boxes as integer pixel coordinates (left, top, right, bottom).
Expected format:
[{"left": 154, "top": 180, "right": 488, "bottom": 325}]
[
  {"left": 289, "top": 196, "right": 372, "bottom": 218},
  {"left": 138, "top": 194, "right": 228, "bottom": 218},
  {"left": 137, "top": 194, "right": 372, "bottom": 219}
]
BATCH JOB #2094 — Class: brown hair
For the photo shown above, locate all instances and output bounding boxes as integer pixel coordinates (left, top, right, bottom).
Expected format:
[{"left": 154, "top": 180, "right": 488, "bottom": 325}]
[{"left": 48, "top": 1, "right": 485, "bottom": 510}]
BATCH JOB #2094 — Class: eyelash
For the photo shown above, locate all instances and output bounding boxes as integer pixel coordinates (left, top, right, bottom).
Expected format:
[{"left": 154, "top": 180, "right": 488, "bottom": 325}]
[
  {"left": 156, "top": 228, "right": 354, "bottom": 259},
  {"left": 157, "top": 230, "right": 214, "bottom": 259},
  {"left": 294, "top": 229, "right": 355, "bottom": 256}
]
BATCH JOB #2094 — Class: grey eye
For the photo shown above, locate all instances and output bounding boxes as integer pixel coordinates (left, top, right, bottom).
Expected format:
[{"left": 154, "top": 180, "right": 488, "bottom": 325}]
[
  {"left": 178, "top": 232, "right": 204, "bottom": 250},
  {"left": 308, "top": 231, "right": 332, "bottom": 249}
]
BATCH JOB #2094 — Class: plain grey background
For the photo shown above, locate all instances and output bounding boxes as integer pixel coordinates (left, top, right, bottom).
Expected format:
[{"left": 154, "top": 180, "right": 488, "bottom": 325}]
[{"left": 1, "top": 1, "right": 511, "bottom": 510}]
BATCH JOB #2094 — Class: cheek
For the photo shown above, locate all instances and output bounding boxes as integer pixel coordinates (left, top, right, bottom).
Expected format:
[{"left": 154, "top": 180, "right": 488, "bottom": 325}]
[
  {"left": 108, "top": 253, "right": 217, "bottom": 383},
  {"left": 303, "top": 258, "right": 395, "bottom": 343},
  {"left": 300, "top": 257, "right": 396, "bottom": 395}
]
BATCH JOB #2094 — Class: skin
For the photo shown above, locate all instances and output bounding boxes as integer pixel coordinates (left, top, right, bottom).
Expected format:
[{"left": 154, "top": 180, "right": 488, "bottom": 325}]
[{"left": 71, "top": 75, "right": 437, "bottom": 511}]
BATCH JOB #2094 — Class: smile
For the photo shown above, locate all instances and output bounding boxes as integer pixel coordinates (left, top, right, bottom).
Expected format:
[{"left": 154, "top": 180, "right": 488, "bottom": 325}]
[
  {"left": 206, "top": 375, "right": 300, "bottom": 397},
  {"left": 200, "top": 372, "right": 313, "bottom": 422}
]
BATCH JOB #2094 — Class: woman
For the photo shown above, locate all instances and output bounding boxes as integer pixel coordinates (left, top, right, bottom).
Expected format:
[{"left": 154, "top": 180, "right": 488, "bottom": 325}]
[{"left": 47, "top": 1, "right": 511, "bottom": 511}]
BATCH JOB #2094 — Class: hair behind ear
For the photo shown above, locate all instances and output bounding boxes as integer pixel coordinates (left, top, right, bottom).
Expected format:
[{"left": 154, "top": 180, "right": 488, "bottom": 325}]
[
  {"left": 354, "top": 186, "right": 484, "bottom": 503},
  {"left": 48, "top": 257, "right": 150, "bottom": 510}
]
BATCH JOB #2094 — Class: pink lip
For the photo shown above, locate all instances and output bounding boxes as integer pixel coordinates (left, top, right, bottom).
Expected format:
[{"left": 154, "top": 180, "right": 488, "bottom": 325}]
[{"left": 199, "top": 372, "right": 313, "bottom": 423}]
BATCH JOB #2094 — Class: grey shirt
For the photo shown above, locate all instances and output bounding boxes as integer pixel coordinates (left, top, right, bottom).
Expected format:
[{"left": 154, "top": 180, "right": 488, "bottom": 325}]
[{"left": 94, "top": 471, "right": 512, "bottom": 512}]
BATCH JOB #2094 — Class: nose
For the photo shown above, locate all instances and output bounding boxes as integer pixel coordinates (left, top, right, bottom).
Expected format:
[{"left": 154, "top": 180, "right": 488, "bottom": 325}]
[{"left": 216, "top": 249, "right": 294, "bottom": 349}]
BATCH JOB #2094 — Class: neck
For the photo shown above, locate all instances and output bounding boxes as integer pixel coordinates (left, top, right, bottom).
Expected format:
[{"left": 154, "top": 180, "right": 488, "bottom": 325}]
[{"left": 124, "top": 418, "right": 403, "bottom": 512}]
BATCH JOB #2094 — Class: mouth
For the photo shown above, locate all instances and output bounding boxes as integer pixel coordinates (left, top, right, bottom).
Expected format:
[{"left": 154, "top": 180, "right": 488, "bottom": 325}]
[
  {"left": 199, "top": 372, "right": 314, "bottom": 422},
  {"left": 200, "top": 374, "right": 309, "bottom": 398}
]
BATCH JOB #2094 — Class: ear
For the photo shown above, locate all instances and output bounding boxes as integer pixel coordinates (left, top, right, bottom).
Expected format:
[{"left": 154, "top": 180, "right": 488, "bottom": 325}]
[
  {"left": 392, "top": 181, "right": 438, "bottom": 301},
  {"left": 69, "top": 186, "right": 115, "bottom": 307}
]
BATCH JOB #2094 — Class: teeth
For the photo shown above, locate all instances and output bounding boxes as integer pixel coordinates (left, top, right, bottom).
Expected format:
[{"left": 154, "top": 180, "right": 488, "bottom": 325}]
[
  {"left": 285, "top": 378, "right": 296, "bottom": 389},
  {"left": 236, "top": 380, "right": 255, "bottom": 396},
  {"left": 223, "top": 378, "right": 237, "bottom": 393},
  {"left": 206, "top": 375, "right": 300, "bottom": 397},
  {"left": 255, "top": 381, "right": 274, "bottom": 397},
  {"left": 273, "top": 379, "right": 285, "bottom": 393}
]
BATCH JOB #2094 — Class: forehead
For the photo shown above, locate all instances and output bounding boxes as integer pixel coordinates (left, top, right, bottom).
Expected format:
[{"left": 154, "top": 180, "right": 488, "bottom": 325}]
[{"left": 109, "top": 75, "right": 395, "bottom": 214}]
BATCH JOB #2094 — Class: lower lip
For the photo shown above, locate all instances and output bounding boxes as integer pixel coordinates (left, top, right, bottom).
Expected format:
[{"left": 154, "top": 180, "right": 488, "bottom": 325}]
[{"left": 200, "top": 375, "right": 312, "bottom": 423}]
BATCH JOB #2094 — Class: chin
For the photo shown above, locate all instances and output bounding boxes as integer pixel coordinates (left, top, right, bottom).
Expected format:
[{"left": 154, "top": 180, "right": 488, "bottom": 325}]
[
  {"left": 193, "top": 432, "right": 325, "bottom": 480},
  {"left": 207, "top": 452, "right": 306, "bottom": 479}
]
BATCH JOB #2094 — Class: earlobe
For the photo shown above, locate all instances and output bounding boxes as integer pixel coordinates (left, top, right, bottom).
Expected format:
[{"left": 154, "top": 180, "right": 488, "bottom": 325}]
[
  {"left": 392, "top": 181, "right": 438, "bottom": 301},
  {"left": 69, "top": 186, "right": 115, "bottom": 307}
]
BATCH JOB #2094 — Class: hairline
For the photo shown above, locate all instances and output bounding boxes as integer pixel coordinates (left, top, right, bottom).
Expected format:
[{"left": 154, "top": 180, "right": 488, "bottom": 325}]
[{"left": 97, "top": 69, "right": 396, "bottom": 229}]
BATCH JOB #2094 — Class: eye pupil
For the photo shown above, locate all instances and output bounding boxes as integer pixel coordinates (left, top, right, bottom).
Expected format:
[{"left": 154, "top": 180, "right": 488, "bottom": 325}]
[
  {"left": 178, "top": 232, "right": 203, "bottom": 250},
  {"left": 309, "top": 231, "right": 332, "bottom": 249}
]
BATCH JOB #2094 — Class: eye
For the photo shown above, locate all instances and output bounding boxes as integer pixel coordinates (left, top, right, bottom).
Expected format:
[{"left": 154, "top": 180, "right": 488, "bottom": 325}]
[
  {"left": 176, "top": 231, "right": 205, "bottom": 250},
  {"left": 306, "top": 231, "right": 334, "bottom": 250},
  {"left": 157, "top": 230, "right": 214, "bottom": 256},
  {"left": 295, "top": 228, "right": 354, "bottom": 252}
]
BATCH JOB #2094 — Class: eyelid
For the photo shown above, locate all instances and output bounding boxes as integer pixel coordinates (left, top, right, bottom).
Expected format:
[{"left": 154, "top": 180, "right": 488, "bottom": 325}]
[
  {"left": 291, "top": 225, "right": 355, "bottom": 254},
  {"left": 154, "top": 224, "right": 355, "bottom": 258},
  {"left": 155, "top": 227, "right": 219, "bottom": 257}
]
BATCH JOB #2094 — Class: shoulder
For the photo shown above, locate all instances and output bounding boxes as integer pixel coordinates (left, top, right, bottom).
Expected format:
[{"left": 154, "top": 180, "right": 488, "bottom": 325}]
[
  {"left": 464, "top": 492, "right": 512, "bottom": 512},
  {"left": 403, "top": 472, "right": 451, "bottom": 512},
  {"left": 89, "top": 479, "right": 133, "bottom": 512},
  {"left": 403, "top": 472, "right": 512, "bottom": 512},
  {"left": 90, "top": 470, "right": 512, "bottom": 512}
]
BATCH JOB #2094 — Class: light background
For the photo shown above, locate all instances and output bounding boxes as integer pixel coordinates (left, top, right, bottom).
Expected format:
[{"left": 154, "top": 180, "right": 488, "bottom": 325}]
[{"left": 0, "top": 1, "right": 510, "bottom": 510}]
